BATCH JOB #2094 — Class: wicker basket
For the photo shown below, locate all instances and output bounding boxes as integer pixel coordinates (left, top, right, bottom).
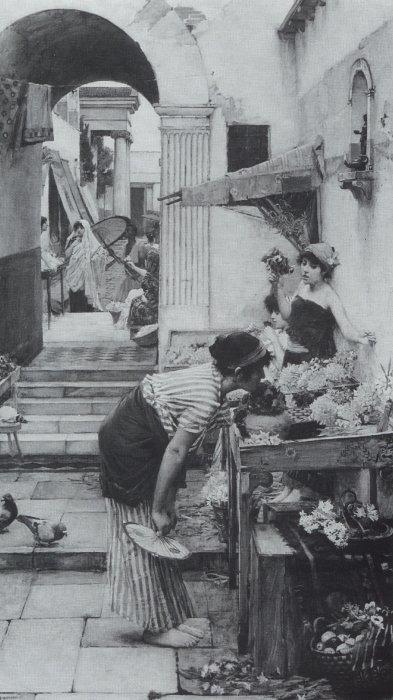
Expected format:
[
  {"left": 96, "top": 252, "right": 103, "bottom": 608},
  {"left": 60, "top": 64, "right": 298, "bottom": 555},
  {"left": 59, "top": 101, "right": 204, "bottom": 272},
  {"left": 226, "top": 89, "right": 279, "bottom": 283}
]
[
  {"left": 311, "top": 640, "right": 393, "bottom": 696},
  {"left": 287, "top": 405, "right": 313, "bottom": 423}
]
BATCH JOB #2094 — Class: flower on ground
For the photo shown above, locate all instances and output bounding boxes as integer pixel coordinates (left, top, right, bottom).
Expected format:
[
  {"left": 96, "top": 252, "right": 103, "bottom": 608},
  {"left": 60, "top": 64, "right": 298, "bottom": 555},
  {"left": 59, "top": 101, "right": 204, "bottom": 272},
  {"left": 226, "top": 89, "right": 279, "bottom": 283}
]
[{"left": 210, "top": 684, "right": 225, "bottom": 695}]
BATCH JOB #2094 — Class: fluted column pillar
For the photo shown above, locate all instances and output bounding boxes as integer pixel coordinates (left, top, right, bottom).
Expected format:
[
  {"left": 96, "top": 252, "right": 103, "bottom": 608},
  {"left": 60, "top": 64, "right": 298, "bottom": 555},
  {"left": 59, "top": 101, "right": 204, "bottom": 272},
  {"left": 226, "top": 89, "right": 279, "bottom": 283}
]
[
  {"left": 155, "top": 106, "right": 214, "bottom": 353},
  {"left": 111, "top": 130, "right": 132, "bottom": 217}
]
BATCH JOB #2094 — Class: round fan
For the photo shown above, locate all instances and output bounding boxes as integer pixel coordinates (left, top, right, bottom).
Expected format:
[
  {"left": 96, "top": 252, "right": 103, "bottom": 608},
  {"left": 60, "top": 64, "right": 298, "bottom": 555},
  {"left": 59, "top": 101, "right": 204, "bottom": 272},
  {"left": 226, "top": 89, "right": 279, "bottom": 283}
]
[{"left": 122, "top": 522, "right": 190, "bottom": 560}]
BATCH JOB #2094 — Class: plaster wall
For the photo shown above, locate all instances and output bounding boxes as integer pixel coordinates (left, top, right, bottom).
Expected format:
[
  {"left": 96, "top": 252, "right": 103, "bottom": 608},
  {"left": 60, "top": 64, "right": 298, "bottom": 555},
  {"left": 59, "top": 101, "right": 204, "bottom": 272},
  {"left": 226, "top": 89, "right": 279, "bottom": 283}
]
[
  {"left": 41, "top": 113, "right": 81, "bottom": 220},
  {"left": 294, "top": 0, "right": 393, "bottom": 99},
  {"left": 297, "top": 18, "right": 393, "bottom": 369},
  {"left": 195, "top": 0, "right": 299, "bottom": 330}
]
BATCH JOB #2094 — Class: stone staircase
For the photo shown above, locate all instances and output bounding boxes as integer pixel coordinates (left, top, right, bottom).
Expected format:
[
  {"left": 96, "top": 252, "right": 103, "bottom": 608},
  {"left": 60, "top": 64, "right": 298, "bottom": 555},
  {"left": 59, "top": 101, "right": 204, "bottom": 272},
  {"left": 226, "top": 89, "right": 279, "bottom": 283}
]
[{"left": 0, "top": 346, "right": 156, "bottom": 460}]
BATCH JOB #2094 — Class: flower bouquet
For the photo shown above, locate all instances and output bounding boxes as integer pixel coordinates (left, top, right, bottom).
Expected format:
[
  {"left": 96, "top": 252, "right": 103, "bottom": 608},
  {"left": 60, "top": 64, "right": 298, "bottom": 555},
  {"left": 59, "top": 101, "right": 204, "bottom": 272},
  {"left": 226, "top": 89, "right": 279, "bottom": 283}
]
[
  {"left": 299, "top": 492, "right": 391, "bottom": 551},
  {"left": 311, "top": 602, "right": 393, "bottom": 696},
  {"left": 261, "top": 247, "right": 293, "bottom": 277}
]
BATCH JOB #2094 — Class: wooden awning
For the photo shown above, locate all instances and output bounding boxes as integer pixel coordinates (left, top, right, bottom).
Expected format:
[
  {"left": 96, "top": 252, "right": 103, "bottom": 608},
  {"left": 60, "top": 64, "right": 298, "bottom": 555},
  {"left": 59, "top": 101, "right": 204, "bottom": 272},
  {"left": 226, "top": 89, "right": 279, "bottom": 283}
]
[{"left": 161, "top": 137, "right": 324, "bottom": 208}]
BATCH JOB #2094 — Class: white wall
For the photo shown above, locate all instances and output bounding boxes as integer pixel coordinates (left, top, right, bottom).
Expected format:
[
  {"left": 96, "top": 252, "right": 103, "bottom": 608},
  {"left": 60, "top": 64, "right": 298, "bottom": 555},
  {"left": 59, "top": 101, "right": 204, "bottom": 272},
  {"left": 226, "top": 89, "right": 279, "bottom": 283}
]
[{"left": 41, "top": 112, "right": 81, "bottom": 219}]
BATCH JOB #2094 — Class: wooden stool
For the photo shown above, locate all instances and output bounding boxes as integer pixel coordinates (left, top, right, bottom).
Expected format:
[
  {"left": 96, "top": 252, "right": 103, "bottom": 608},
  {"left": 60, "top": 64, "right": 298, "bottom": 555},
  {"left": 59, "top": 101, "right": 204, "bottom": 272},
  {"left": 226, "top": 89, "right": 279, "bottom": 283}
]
[{"left": 0, "top": 422, "right": 22, "bottom": 458}]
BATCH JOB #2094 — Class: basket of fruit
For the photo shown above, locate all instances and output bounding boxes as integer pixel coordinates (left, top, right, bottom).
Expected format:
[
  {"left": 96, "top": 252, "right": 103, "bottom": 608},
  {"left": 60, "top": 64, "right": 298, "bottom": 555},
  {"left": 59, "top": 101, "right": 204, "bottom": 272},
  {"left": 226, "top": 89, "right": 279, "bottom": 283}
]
[{"left": 311, "top": 603, "right": 393, "bottom": 696}]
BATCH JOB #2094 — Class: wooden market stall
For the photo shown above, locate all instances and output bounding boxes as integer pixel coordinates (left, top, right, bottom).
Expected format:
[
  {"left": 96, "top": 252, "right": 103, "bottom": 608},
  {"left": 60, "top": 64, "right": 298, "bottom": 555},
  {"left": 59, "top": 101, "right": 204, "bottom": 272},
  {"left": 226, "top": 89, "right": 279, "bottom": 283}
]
[{"left": 221, "top": 422, "right": 393, "bottom": 676}]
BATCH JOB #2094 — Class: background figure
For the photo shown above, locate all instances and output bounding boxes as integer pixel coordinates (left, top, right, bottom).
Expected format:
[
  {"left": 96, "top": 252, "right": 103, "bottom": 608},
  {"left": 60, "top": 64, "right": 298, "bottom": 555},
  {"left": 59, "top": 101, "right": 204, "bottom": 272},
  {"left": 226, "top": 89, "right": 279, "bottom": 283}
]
[
  {"left": 65, "top": 219, "right": 106, "bottom": 312},
  {"left": 127, "top": 247, "right": 159, "bottom": 328},
  {"left": 259, "top": 293, "right": 288, "bottom": 382}
]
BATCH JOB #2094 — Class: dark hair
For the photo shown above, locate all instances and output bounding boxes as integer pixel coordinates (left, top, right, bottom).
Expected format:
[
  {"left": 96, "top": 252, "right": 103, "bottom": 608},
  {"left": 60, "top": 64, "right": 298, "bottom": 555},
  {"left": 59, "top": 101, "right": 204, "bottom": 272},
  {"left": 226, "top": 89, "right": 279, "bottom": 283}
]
[
  {"left": 264, "top": 293, "right": 279, "bottom": 315},
  {"left": 146, "top": 230, "right": 157, "bottom": 244},
  {"left": 73, "top": 221, "right": 84, "bottom": 232},
  {"left": 297, "top": 251, "right": 332, "bottom": 280},
  {"left": 209, "top": 332, "right": 271, "bottom": 378},
  {"left": 41, "top": 216, "right": 47, "bottom": 228}
]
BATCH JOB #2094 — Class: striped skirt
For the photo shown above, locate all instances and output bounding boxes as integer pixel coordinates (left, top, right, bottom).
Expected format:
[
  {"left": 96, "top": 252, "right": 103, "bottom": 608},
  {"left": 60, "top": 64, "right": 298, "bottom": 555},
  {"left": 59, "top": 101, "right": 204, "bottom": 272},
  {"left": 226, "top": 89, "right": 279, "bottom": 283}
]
[{"left": 106, "top": 498, "right": 195, "bottom": 633}]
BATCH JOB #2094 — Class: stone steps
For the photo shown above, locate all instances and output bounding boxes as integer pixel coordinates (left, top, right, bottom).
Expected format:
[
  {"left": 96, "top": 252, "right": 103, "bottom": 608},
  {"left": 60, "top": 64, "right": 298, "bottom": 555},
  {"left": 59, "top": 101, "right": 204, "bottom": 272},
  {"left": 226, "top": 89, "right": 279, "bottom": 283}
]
[
  {"left": 0, "top": 433, "right": 99, "bottom": 456},
  {"left": 19, "top": 397, "right": 117, "bottom": 416},
  {"left": 21, "top": 366, "right": 155, "bottom": 382},
  {"left": 18, "top": 381, "right": 136, "bottom": 398},
  {"left": 22, "top": 415, "right": 105, "bottom": 434}
]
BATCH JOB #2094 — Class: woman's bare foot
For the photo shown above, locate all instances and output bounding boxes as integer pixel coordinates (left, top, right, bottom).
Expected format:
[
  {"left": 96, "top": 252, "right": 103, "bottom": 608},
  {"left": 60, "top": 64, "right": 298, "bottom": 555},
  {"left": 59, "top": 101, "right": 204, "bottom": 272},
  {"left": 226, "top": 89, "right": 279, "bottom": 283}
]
[
  {"left": 279, "top": 487, "right": 315, "bottom": 503},
  {"left": 143, "top": 626, "right": 201, "bottom": 648},
  {"left": 269, "top": 485, "right": 292, "bottom": 503}
]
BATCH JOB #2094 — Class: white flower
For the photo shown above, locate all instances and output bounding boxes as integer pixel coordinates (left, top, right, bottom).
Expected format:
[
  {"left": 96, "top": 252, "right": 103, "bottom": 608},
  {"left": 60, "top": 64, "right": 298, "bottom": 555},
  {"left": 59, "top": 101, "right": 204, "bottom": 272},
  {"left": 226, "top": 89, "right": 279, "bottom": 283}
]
[
  {"left": 202, "top": 682, "right": 210, "bottom": 691},
  {"left": 201, "top": 664, "right": 210, "bottom": 678},
  {"left": 310, "top": 394, "right": 338, "bottom": 426},
  {"left": 201, "top": 472, "right": 228, "bottom": 506},
  {"left": 366, "top": 504, "right": 379, "bottom": 521},
  {"left": 210, "top": 684, "right": 224, "bottom": 695},
  {"left": 299, "top": 511, "right": 320, "bottom": 534},
  {"left": 318, "top": 500, "right": 335, "bottom": 514},
  {"left": 257, "top": 672, "right": 268, "bottom": 684},
  {"left": 208, "top": 663, "right": 220, "bottom": 674}
]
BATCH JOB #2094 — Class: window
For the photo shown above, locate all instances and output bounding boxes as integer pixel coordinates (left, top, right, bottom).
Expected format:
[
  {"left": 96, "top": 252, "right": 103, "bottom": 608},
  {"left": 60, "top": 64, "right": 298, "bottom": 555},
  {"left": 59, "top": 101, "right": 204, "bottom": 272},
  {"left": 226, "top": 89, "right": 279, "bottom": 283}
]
[
  {"left": 227, "top": 125, "right": 269, "bottom": 172},
  {"left": 348, "top": 59, "right": 374, "bottom": 170}
]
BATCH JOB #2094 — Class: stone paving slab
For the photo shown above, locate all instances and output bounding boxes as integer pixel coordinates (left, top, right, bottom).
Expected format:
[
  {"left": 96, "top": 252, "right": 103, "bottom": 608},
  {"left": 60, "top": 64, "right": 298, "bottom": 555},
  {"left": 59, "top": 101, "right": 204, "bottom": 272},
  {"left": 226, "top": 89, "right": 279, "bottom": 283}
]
[
  {"left": 64, "top": 498, "right": 106, "bottom": 512},
  {"left": 0, "top": 481, "right": 38, "bottom": 499},
  {"left": 0, "top": 619, "right": 9, "bottom": 644},
  {"left": 32, "top": 480, "right": 101, "bottom": 500},
  {"left": 32, "top": 571, "right": 106, "bottom": 586},
  {"left": 22, "top": 583, "right": 105, "bottom": 619},
  {"left": 36, "top": 695, "right": 149, "bottom": 700},
  {"left": 0, "top": 572, "right": 33, "bottom": 619},
  {"left": 17, "top": 499, "right": 69, "bottom": 519},
  {"left": 0, "top": 618, "right": 83, "bottom": 693},
  {"left": 73, "top": 647, "right": 177, "bottom": 694},
  {"left": 58, "top": 513, "right": 106, "bottom": 549}
]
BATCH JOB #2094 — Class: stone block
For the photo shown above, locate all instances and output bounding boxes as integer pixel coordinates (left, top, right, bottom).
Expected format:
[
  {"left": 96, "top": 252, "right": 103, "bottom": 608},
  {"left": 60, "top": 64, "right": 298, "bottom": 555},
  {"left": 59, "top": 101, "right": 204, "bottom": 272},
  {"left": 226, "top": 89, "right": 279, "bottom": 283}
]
[
  {"left": 210, "top": 610, "right": 238, "bottom": 649},
  {"left": 185, "top": 580, "right": 209, "bottom": 617},
  {"left": 16, "top": 498, "right": 69, "bottom": 518},
  {"left": 100, "top": 585, "right": 117, "bottom": 618},
  {"left": 65, "top": 436, "right": 100, "bottom": 455},
  {"left": 58, "top": 513, "right": 106, "bottom": 548},
  {"left": 0, "top": 619, "right": 9, "bottom": 644},
  {"left": 36, "top": 695, "right": 147, "bottom": 700},
  {"left": 0, "top": 481, "right": 37, "bottom": 499},
  {"left": 33, "top": 548, "right": 106, "bottom": 572},
  {"left": 23, "top": 418, "right": 60, "bottom": 434},
  {"left": 0, "top": 547, "right": 34, "bottom": 570},
  {"left": 22, "top": 583, "right": 105, "bottom": 619},
  {"left": 0, "top": 618, "right": 83, "bottom": 692},
  {"left": 32, "top": 480, "right": 101, "bottom": 500},
  {"left": 32, "top": 571, "right": 106, "bottom": 586},
  {"left": 74, "top": 647, "right": 177, "bottom": 694},
  {"left": 82, "top": 617, "right": 143, "bottom": 647},
  {"left": 64, "top": 498, "right": 105, "bottom": 512},
  {"left": 0, "top": 572, "right": 32, "bottom": 619}
]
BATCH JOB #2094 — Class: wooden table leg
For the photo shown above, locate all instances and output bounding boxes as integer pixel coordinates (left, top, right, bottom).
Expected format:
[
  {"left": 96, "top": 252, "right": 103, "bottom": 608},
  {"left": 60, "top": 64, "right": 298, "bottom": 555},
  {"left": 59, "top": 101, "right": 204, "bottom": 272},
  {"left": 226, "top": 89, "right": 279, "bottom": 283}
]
[
  {"left": 13, "top": 432, "right": 22, "bottom": 459},
  {"left": 60, "top": 268, "right": 65, "bottom": 314},
  {"left": 46, "top": 277, "right": 51, "bottom": 328},
  {"left": 226, "top": 427, "right": 238, "bottom": 590}
]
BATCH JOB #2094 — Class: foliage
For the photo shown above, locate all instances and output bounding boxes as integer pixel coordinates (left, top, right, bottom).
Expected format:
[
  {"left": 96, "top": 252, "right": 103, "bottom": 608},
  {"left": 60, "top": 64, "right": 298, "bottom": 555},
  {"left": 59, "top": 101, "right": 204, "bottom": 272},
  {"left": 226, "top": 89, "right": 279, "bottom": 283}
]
[
  {"left": 80, "top": 124, "right": 96, "bottom": 185},
  {"left": 0, "top": 354, "right": 17, "bottom": 381},
  {"left": 94, "top": 135, "right": 114, "bottom": 198},
  {"left": 201, "top": 470, "right": 228, "bottom": 506},
  {"left": 257, "top": 198, "right": 309, "bottom": 252},
  {"left": 165, "top": 343, "right": 211, "bottom": 367}
]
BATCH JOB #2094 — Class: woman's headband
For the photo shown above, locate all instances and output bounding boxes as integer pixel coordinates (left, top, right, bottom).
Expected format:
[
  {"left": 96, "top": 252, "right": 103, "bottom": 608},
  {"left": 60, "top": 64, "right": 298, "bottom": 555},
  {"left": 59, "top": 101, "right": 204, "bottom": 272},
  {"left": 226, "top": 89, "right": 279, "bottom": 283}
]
[{"left": 226, "top": 343, "right": 267, "bottom": 370}]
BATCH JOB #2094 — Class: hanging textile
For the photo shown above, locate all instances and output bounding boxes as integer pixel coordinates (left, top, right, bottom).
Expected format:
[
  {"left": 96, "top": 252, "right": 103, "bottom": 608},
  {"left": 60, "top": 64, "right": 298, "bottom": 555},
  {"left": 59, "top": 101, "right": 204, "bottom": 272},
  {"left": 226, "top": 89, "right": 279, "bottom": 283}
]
[
  {"left": 23, "top": 83, "right": 53, "bottom": 143},
  {"left": 0, "top": 76, "right": 27, "bottom": 155}
]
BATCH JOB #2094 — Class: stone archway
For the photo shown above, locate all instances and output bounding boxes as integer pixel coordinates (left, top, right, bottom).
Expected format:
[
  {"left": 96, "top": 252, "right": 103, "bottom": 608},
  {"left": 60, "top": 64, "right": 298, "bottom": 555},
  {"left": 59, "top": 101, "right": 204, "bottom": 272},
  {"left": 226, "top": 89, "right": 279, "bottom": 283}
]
[{"left": 0, "top": 2, "right": 212, "bottom": 361}]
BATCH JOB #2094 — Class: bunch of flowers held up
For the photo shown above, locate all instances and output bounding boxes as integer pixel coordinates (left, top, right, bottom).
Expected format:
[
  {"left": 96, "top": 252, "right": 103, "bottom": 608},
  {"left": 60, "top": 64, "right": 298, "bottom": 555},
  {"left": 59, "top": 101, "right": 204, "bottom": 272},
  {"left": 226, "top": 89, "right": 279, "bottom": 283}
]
[
  {"left": 261, "top": 247, "right": 294, "bottom": 277},
  {"left": 299, "top": 498, "right": 380, "bottom": 549}
]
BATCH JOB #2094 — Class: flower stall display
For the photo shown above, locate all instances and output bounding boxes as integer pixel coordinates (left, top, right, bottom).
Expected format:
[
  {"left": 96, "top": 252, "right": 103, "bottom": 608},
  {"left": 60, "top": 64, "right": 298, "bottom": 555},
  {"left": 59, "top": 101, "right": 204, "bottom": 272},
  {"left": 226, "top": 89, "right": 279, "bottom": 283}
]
[
  {"left": 311, "top": 602, "right": 393, "bottom": 696},
  {"left": 164, "top": 342, "right": 211, "bottom": 367},
  {"left": 0, "top": 354, "right": 17, "bottom": 381},
  {"left": 299, "top": 492, "right": 389, "bottom": 550},
  {"left": 201, "top": 470, "right": 229, "bottom": 542},
  {"left": 0, "top": 354, "right": 20, "bottom": 407}
]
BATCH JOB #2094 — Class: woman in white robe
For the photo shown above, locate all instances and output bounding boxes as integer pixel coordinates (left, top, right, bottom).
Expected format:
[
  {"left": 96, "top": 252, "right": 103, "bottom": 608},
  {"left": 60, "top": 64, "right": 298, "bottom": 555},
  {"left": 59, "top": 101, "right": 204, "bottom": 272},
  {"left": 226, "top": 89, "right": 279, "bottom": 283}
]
[{"left": 65, "top": 220, "right": 106, "bottom": 312}]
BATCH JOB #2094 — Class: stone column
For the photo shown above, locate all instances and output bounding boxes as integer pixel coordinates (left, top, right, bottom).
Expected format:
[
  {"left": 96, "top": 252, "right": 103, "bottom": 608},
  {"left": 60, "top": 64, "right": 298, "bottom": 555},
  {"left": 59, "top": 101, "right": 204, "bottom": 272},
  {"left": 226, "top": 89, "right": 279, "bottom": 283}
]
[
  {"left": 155, "top": 106, "right": 214, "bottom": 353},
  {"left": 111, "top": 130, "right": 132, "bottom": 217}
]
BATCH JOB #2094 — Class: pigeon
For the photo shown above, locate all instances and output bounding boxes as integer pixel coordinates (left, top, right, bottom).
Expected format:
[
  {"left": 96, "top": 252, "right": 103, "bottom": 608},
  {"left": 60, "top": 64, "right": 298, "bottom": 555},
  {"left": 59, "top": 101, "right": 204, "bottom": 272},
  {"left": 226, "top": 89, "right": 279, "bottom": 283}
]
[
  {"left": 0, "top": 493, "right": 18, "bottom": 533},
  {"left": 17, "top": 515, "right": 67, "bottom": 546}
]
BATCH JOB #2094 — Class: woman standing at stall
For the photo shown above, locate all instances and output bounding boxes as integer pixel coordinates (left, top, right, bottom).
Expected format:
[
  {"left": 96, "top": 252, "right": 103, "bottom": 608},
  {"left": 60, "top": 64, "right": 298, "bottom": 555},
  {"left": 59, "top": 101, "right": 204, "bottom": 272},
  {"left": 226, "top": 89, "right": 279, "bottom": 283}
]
[
  {"left": 270, "top": 242, "right": 375, "bottom": 365},
  {"left": 269, "top": 242, "right": 376, "bottom": 502},
  {"left": 65, "top": 220, "right": 106, "bottom": 312},
  {"left": 99, "top": 332, "right": 270, "bottom": 648}
]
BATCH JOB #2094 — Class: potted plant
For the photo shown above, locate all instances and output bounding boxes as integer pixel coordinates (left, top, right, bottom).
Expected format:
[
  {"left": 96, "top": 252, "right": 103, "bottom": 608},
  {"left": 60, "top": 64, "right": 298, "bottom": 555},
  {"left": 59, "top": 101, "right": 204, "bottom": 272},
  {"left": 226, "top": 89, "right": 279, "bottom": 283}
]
[{"left": 0, "top": 354, "right": 20, "bottom": 403}]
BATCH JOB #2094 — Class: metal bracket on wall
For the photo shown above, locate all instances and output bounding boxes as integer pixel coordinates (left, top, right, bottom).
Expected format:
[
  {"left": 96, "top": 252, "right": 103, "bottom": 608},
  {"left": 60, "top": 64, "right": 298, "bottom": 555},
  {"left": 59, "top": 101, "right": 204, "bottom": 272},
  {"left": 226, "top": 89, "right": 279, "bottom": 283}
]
[{"left": 337, "top": 170, "right": 374, "bottom": 202}]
